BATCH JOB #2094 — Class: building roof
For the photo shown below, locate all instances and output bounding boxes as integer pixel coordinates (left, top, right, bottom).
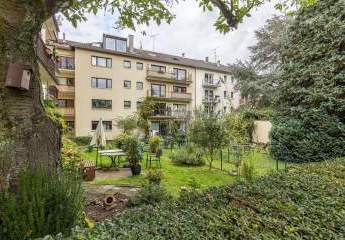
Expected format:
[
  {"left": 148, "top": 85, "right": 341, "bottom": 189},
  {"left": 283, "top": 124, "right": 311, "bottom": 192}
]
[{"left": 56, "top": 39, "right": 232, "bottom": 74}]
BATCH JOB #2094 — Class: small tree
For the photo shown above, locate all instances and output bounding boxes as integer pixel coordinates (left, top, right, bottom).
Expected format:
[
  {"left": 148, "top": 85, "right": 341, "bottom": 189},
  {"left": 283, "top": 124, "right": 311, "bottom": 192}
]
[
  {"left": 115, "top": 115, "right": 137, "bottom": 134},
  {"left": 137, "top": 98, "right": 155, "bottom": 139},
  {"left": 188, "top": 110, "right": 227, "bottom": 170}
]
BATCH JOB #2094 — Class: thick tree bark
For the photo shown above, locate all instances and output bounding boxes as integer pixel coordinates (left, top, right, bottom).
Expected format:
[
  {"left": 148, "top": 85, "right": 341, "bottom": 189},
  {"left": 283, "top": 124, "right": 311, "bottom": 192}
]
[{"left": 0, "top": 1, "right": 61, "bottom": 187}]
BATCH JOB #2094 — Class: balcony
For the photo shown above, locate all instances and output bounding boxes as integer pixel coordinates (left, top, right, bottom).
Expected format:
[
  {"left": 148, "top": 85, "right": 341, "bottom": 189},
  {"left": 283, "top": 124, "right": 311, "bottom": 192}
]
[
  {"left": 146, "top": 69, "right": 192, "bottom": 85},
  {"left": 36, "top": 37, "right": 58, "bottom": 81},
  {"left": 202, "top": 79, "right": 220, "bottom": 88},
  {"left": 150, "top": 109, "right": 191, "bottom": 119},
  {"left": 202, "top": 97, "right": 220, "bottom": 104},
  {"left": 57, "top": 107, "right": 75, "bottom": 117},
  {"left": 56, "top": 85, "right": 75, "bottom": 99},
  {"left": 147, "top": 90, "right": 192, "bottom": 102}
]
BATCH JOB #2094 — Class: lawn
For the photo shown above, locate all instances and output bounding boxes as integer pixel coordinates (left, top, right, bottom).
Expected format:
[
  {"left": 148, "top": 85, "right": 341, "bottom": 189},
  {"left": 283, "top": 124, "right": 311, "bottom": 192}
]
[{"left": 82, "top": 147, "right": 281, "bottom": 196}]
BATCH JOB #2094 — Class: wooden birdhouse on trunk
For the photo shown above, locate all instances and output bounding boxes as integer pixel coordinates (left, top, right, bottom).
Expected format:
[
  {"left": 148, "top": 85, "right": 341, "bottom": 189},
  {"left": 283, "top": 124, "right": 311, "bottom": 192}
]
[{"left": 5, "top": 63, "right": 32, "bottom": 90}]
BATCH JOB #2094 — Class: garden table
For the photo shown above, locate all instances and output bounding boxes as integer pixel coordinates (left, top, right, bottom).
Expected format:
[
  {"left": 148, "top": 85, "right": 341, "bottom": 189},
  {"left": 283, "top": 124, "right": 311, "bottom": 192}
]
[{"left": 98, "top": 149, "right": 127, "bottom": 169}]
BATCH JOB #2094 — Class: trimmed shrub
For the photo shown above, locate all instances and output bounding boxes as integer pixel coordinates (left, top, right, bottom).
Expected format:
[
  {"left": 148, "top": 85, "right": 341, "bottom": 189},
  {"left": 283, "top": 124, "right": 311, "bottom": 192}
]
[
  {"left": 170, "top": 145, "right": 205, "bottom": 166},
  {"left": 270, "top": 110, "right": 345, "bottom": 163},
  {"left": 0, "top": 168, "right": 84, "bottom": 239}
]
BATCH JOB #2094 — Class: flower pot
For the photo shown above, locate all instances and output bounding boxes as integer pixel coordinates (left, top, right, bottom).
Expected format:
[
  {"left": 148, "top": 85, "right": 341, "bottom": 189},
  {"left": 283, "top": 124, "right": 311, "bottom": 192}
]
[{"left": 131, "top": 164, "right": 141, "bottom": 175}]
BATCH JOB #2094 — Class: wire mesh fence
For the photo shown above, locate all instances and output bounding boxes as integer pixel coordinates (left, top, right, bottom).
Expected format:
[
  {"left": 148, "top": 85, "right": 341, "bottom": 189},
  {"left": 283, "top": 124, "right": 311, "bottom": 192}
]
[{"left": 211, "top": 144, "right": 288, "bottom": 175}]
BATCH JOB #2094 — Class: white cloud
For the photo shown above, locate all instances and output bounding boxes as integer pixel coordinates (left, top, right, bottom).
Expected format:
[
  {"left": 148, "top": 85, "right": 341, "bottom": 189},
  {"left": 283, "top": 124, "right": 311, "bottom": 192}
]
[{"left": 59, "top": 0, "right": 278, "bottom": 64}]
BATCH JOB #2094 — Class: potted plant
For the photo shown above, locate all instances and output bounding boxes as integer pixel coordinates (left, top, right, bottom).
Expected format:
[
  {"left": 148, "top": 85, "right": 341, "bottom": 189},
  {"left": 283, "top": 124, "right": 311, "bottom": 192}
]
[
  {"left": 149, "top": 135, "right": 162, "bottom": 153},
  {"left": 122, "top": 135, "right": 143, "bottom": 175}
]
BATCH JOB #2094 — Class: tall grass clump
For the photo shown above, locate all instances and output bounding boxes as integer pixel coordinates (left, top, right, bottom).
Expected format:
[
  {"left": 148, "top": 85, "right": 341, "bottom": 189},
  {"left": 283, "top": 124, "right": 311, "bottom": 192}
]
[{"left": 0, "top": 168, "right": 84, "bottom": 239}]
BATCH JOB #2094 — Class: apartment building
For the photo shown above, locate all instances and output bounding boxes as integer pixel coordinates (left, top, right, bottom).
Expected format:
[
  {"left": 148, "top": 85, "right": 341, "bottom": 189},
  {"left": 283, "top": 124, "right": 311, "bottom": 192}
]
[{"left": 39, "top": 18, "right": 240, "bottom": 139}]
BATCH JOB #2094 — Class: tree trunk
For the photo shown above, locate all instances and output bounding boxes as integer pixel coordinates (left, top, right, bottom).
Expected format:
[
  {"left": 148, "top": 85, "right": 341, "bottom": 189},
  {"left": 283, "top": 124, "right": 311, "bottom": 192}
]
[{"left": 0, "top": 1, "right": 61, "bottom": 187}]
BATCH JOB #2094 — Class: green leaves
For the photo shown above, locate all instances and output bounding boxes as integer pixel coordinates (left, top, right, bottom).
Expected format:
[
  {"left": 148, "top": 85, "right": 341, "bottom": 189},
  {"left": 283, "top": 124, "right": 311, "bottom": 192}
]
[
  {"left": 271, "top": 0, "right": 345, "bottom": 163},
  {"left": 47, "top": 158, "right": 345, "bottom": 239}
]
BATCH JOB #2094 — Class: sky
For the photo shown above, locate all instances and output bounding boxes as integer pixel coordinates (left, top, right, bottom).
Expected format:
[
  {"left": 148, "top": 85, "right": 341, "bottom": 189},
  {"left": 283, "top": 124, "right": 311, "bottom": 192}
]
[{"left": 58, "top": 0, "right": 279, "bottom": 65}]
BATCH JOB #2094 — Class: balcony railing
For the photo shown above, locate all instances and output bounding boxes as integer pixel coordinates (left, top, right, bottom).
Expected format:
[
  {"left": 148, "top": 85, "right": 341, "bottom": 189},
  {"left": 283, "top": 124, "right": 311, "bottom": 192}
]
[
  {"left": 36, "top": 37, "right": 58, "bottom": 80},
  {"left": 151, "top": 109, "right": 191, "bottom": 119},
  {"left": 146, "top": 69, "right": 192, "bottom": 85},
  {"left": 56, "top": 85, "right": 75, "bottom": 99},
  {"left": 202, "top": 79, "right": 220, "bottom": 88},
  {"left": 57, "top": 107, "right": 75, "bottom": 117},
  {"left": 202, "top": 97, "right": 220, "bottom": 104},
  {"left": 147, "top": 90, "right": 192, "bottom": 102}
]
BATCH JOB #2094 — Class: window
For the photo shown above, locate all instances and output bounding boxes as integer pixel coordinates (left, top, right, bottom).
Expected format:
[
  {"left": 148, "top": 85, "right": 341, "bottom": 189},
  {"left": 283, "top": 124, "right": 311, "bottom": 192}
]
[
  {"left": 123, "top": 60, "right": 131, "bottom": 69},
  {"left": 136, "top": 81, "right": 143, "bottom": 90},
  {"left": 91, "top": 99, "right": 112, "bottom": 109},
  {"left": 136, "top": 101, "right": 142, "bottom": 109},
  {"left": 151, "top": 64, "right": 166, "bottom": 73},
  {"left": 116, "top": 39, "right": 127, "bottom": 52},
  {"left": 58, "top": 56, "right": 75, "bottom": 69},
  {"left": 91, "top": 56, "right": 112, "bottom": 68},
  {"left": 230, "top": 92, "right": 234, "bottom": 98},
  {"left": 173, "top": 86, "right": 186, "bottom": 93},
  {"left": 91, "top": 121, "right": 112, "bottom": 131},
  {"left": 104, "top": 37, "right": 127, "bottom": 52},
  {"left": 136, "top": 62, "right": 143, "bottom": 70},
  {"left": 204, "top": 90, "right": 214, "bottom": 99},
  {"left": 173, "top": 68, "right": 187, "bottom": 81},
  {"left": 224, "top": 106, "right": 227, "bottom": 112},
  {"left": 224, "top": 75, "right": 227, "bottom": 83},
  {"left": 124, "top": 80, "right": 131, "bottom": 89},
  {"left": 151, "top": 84, "right": 166, "bottom": 97},
  {"left": 57, "top": 99, "right": 74, "bottom": 108},
  {"left": 205, "top": 73, "right": 214, "bottom": 82},
  {"left": 124, "top": 101, "right": 131, "bottom": 109},
  {"left": 91, "top": 78, "right": 112, "bottom": 89},
  {"left": 224, "top": 91, "right": 227, "bottom": 98}
]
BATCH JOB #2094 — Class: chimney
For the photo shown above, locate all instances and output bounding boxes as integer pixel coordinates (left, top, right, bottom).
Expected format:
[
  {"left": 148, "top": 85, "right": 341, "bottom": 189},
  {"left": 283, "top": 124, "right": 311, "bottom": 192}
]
[
  {"left": 128, "top": 34, "right": 134, "bottom": 52},
  {"left": 182, "top": 53, "right": 185, "bottom": 58},
  {"left": 217, "top": 60, "right": 221, "bottom": 66},
  {"left": 62, "top": 32, "right": 66, "bottom": 41},
  {"left": 205, "top": 56, "right": 209, "bottom": 62}
]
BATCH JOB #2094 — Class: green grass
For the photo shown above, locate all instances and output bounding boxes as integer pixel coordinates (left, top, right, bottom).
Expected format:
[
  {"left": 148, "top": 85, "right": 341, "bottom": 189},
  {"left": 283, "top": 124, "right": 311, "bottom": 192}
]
[{"left": 82, "top": 147, "right": 280, "bottom": 196}]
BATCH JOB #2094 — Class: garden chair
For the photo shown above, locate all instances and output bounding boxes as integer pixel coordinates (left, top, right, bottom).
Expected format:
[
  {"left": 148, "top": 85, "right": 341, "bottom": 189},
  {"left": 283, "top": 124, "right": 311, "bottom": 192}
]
[{"left": 146, "top": 149, "right": 162, "bottom": 169}]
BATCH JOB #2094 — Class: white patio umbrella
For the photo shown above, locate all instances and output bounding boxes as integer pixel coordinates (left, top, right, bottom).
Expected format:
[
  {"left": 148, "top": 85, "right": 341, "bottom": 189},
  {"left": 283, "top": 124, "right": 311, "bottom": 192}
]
[{"left": 90, "top": 118, "right": 106, "bottom": 166}]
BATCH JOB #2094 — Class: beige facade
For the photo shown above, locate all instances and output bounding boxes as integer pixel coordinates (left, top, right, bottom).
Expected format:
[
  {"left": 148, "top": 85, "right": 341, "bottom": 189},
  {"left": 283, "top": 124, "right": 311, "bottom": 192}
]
[
  {"left": 73, "top": 48, "right": 195, "bottom": 138},
  {"left": 46, "top": 33, "right": 239, "bottom": 139}
]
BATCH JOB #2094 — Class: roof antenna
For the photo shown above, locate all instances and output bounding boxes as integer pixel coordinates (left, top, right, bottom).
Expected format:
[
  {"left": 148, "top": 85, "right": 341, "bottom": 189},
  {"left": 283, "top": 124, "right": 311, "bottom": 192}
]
[
  {"left": 212, "top": 47, "right": 219, "bottom": 63},
  {"left": 149, "top": 34, "right": 158, "bottom": 51}
]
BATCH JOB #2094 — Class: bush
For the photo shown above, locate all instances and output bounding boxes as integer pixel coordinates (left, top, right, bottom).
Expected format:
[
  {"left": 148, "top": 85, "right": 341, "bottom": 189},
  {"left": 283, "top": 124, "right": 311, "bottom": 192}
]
[
  {"left": 61, "top": 137, "right": 83, "bottom": 172},
  {"left": 241, "top": 160, "right": 255, "bottom": 183},
  {"left": 270, "top": 110, "right": 345, "bottom": 163},
  {"left": 72, "top": 136, "right": 92, "bottom": 146},
  {"left": 0, "top": 168, "right": 83, "bottom": 239},
  {"left": 56, "top": 158, "right": 345, "bottom": 239},
  {"left": 146, "top": 169, "right": 163, "bottom": 184},
  {"left": 148, "top": 136, "right": 162, "bottom": 153},
  {"left": 121, "top": 135, "right": 143, "bottom": 167},
  {"left": 113, "top": 133, "right": 130, "bottom": 149},
  {"left": 129, "top": 183, "right": 170, "bottom": 206},
  {"left": 170, "top": 144, "right": 205, "bottom": 166}
]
